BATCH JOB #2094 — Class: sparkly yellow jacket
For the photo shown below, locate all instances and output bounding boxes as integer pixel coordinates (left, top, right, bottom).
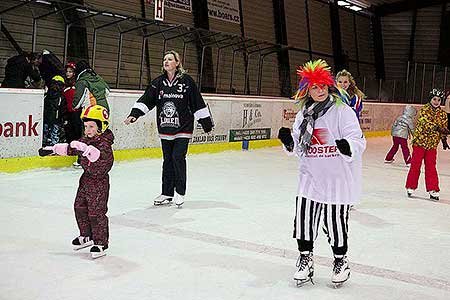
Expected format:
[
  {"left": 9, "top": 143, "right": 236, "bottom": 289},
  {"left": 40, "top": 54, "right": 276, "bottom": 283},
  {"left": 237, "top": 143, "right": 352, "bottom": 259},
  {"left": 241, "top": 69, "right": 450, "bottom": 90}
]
[{"left": 412, "top": 103, "right": 448, "bottom": 149}]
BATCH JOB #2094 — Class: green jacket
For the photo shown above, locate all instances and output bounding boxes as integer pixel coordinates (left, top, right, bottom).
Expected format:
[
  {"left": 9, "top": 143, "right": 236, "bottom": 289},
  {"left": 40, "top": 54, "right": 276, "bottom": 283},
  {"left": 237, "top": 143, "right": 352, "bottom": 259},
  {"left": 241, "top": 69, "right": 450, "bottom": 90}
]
[{"left": 72, "top": 69, "right": 110, "bottom": 111}]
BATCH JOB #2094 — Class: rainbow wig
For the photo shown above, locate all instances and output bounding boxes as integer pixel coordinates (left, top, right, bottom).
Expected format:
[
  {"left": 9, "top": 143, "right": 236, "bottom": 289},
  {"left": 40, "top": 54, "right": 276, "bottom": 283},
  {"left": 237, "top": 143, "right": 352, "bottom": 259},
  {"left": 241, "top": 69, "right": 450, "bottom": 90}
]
[{"left": 293, "top": 59, "right": 350, "bottom": 106}]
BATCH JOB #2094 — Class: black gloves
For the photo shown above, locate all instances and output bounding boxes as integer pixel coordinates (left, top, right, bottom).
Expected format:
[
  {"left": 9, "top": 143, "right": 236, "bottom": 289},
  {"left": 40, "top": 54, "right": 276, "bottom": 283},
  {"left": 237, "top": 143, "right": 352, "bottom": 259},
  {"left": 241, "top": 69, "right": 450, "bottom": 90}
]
[
  {"left": 278, "top": 127, "right": 294, "bottom": 152},
  {"left": 335, "top": 139, "right": 352, "bottom": 157},
  {"left": 442, "top": 138, "right": 449, "bottom": 150},
  {"left": 38, "top": 148, "right": 54, "bottom": 157},
  {"left": 198, "top": 117, "right": 213, "bottom": 133}
]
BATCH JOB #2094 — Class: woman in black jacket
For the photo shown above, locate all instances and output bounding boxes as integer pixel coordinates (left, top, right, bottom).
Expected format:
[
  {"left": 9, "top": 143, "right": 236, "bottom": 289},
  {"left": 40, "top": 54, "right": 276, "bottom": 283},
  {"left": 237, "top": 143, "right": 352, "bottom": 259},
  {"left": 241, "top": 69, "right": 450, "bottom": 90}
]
[{"left": 124, "top": 50, "right": 213, "bottom": 207}]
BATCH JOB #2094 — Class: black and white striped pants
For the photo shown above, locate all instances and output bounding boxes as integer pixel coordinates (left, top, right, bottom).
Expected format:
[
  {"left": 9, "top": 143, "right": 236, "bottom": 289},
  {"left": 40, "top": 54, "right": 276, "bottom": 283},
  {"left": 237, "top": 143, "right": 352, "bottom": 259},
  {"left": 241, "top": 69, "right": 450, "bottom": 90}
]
[{"left": 293, "top": 197, "right": 350, "bottom": 256}]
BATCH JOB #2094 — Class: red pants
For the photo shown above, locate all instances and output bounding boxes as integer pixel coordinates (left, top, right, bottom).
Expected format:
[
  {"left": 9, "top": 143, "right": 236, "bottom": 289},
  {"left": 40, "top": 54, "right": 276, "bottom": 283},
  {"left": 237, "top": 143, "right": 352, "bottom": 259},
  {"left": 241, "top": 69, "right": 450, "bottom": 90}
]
[
  {"left": 405, "top": 146, "right": 439, "bottom": 192},
  {"left": 385, "top": 136, "right": 411, "bottom": 164}
]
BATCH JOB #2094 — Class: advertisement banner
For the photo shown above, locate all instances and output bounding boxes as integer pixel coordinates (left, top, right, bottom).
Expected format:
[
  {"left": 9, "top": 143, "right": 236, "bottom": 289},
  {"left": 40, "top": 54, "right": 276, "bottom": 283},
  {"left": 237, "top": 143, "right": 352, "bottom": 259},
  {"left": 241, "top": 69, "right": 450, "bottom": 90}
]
[
  {"left": 229, "top": 101, "right": 273, "bottom": 141},
  {"left": 0, "top": 89, "right": 44, "bottom": 158},
  {"left": 166, "top": 0, "right": 191, "bottom": 12},
  {"left": 108, "top": 91, "right": 160, "bottom": 150},
  {"left": 208, "top": 0, "right": 240, "bottom": 24},
  {"left": 191, "top": 101, "right": 230, "bottom": 144}
]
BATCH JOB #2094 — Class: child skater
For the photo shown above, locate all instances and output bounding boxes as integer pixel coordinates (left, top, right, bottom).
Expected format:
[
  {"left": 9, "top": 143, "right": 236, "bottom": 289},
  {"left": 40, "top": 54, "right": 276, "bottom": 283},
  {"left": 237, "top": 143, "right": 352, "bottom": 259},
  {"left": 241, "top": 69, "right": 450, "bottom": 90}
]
[
  {"left": 405, "top": 89, "right": 448, "bottom": 201},
  {"left": 39, "top": 105, "right": 114, "bottom": 258},
  {"left": 278, "top": 59, "right": 366, "bottom": 287},
  {"left": 384, "top": 105, "right": 417, "bottom": 166}
]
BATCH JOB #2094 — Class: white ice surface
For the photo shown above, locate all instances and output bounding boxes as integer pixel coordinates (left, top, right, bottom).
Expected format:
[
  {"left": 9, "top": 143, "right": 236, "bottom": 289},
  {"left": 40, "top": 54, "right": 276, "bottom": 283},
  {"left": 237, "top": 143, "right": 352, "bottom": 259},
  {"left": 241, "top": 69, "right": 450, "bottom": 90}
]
[{"left": 1, "top": 136, "right": 450, "bottom": 300}]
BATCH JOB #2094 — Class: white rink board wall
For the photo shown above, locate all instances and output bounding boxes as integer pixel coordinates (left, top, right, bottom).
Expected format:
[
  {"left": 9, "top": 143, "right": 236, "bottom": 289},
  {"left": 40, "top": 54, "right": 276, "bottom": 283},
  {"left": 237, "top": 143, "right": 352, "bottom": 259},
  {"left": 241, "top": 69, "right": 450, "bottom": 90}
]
[
  {"left": 0, "top": 89, "right": 44, "bottom": 159},
  {"left": 0, "top": 88, "right": 422, "bottom": 159}
]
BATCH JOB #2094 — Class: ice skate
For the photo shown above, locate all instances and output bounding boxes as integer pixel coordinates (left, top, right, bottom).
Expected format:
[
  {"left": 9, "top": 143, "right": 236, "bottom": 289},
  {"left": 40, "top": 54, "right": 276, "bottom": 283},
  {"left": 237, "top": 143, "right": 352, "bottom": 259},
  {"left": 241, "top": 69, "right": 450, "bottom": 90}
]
[
  {"left": 331, "top": 256, "right": 350, "bottom": 288},
  {"left": 90, "top": 244, "right": 108, "bottom": 259},
  {"left": 154, "top": 194, "right": 173, "bottom": 206},
  {"left": 429, "top": 191, "right": 439, "bottom": 201},
  {"left": 72, "top": 161, "right": 82, "bottom": 169},
  {"left": 384, "top": 159, "right": 394, "bottom": 164},
  {"left": 72, "top": 236, "right": 93, "bottom": 251},
  {"left": 174, "top": 193, "right": 185, "bottom": 207},
  {"left": 294, "top": 251, "right": 314, "bottom": 286},
  {"left": 406, "top": 188, "right": 414, "bottom": 197}
]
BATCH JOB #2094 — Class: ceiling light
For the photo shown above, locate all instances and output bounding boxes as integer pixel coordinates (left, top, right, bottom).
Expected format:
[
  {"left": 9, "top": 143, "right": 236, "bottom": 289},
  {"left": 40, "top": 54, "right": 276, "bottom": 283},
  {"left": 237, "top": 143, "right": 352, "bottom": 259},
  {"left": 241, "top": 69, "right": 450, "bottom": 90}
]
[
  {"left": 349, "top": 5, "right": 362, "bottom": 11},
  {"left": 338, "top": 1, "right": 350, "bottom": 6}
]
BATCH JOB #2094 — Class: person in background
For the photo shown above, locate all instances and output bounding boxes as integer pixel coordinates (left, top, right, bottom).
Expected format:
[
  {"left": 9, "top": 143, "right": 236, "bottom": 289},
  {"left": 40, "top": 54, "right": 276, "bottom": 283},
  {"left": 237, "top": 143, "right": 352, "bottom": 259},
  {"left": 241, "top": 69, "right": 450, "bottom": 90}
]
[
  {"left": 39, "top": 105, "right": 114, "bottom": 259},
  {"left": 63, "top": 61, "right": 83, "bottom": 168},
  {"left": 1, "top": 52, "right": 41, "bottom": 88},
  {"left": 72, "top": 60, "right": 110, "bottom": 112},
  {"left": 336, "top": 69, "right": 365, "bottom": 121},
  {"left": 38, "top": 49, "right": 64, "bottom": 90},
  {"left": 278, "top": 59, "right": 366, "bottom": 287},
  {"left": 42, "top": 75, "right": 66, "bottom": 146},
  {"left": 384, "top": 105, "right": 417, "bottom": 166},
  {"left": 405, "top": 89, "right": 448, "bottom": 201},
  {"left": 124, "top": 50, "right": 213, "bottom": 207}
]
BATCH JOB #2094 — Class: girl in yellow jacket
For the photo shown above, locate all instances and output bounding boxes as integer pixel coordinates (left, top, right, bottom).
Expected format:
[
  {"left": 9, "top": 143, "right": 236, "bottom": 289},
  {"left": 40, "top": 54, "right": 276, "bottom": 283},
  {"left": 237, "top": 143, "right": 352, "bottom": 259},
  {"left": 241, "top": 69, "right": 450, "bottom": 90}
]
[{"left": 405, "top": 89, "right": 448, "bottom": 200}]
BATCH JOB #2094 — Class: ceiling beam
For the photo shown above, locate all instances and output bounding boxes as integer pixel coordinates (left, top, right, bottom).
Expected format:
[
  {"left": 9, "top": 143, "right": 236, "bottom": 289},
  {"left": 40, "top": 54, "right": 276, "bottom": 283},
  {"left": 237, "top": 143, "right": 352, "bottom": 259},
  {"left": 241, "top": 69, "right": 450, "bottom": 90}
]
[{"left": 374, "top": 0, "right": 448, "bottom": 16}]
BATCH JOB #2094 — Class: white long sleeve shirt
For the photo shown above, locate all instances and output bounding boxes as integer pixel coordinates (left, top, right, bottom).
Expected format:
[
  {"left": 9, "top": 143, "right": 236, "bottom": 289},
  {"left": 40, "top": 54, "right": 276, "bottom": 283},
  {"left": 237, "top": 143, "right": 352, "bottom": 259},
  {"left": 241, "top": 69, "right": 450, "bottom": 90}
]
[{"left": 289, "top": 100, "right": 366, "bottom": 205}]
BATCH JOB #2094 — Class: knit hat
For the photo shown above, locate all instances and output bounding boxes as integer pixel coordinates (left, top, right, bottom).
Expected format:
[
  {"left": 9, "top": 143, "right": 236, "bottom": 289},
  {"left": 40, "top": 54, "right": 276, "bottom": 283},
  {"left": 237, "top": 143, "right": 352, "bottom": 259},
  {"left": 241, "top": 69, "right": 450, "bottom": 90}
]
[{"left": 429, "top": 88, "right": 445, "bottom": 101}]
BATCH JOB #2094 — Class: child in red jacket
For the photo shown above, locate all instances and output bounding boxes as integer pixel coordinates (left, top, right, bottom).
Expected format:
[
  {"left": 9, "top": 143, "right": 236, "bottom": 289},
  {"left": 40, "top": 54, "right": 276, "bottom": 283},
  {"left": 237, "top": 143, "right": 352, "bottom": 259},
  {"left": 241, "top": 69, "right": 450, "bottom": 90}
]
[{"left": 39, "top": 105, "right": 114, "bottom": 258}]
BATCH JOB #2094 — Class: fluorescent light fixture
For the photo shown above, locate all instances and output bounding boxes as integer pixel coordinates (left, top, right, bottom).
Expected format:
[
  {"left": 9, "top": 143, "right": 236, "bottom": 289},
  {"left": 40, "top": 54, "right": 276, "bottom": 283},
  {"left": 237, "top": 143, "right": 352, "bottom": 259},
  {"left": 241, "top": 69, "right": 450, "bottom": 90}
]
[
  {"left": 115, "top": 14, "right": 127, "bottom": 19},
  {"left": 338, "top": 1, "right": 350, "bottom": 6},
  {"left": 349, "top": 5, "right": 362, "bottom": 11},
  {"left": 36, "top": 0, "right": 51, "bottom": 5},
  {"left": 102, "top": 12, "right": 113, "bottom": 17},
  {"left": 76, "top": 8, "right": 88, "bottom": 13}
]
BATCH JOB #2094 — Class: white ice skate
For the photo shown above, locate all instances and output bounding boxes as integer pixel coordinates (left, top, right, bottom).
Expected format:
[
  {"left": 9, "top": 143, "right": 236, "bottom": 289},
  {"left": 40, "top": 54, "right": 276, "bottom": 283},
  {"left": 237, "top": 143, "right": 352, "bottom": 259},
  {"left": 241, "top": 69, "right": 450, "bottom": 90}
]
[
  {"left": 294, "top": 251, "right": 314, "bottom": 286},
  {"left": 174, "top": 193, "right": 185, "bottom": 207},
  {"left": 72, "top": 236, "right": 93, "bottom": 251},
  {"left": 90, "top": 245, "right": 108, "bottom": 259},
  {"left": 429, "top": 191, "right": 439, "bottom": 201},
  {"left": 331, "top": 256, "right": 350, "bottom": 288},
  {"left": 406, "top": 188, "right": 414, "bottom": 198},
  {"left": 154, "top": 194, "right": 173, "bottom": 206}
]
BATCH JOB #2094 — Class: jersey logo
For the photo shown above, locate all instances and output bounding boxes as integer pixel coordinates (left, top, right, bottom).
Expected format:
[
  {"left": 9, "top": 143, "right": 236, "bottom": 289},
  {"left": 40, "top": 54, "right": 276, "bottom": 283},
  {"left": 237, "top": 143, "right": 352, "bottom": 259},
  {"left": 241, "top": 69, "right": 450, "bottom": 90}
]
[
  {"left": 310, "top": 128, "right": 329, "bottom": 145},
  {"left": 160, "top": 101, "right": 180, "bottom": 128}
]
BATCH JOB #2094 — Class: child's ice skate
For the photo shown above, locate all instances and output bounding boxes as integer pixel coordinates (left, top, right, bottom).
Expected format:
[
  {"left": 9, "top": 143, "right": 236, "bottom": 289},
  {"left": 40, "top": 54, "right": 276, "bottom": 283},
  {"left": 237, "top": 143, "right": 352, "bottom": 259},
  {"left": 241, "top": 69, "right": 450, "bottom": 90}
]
[
  {"left": 294, "top": 251, "right": 314, "bottom": 286},
  {"left": 331, "top": 256, "right": 350, "bottom": 288},
  {"left": 384, "top": 159, "right": 394, "bottom": 163},
  {"left": 406, "top": 188, "right": 414, "bottom": 197},
  {"left": 90, "top": 244, "right": 108, "bottom": 259},
  {"left": 72, "top": 236, "right": 93, "bottom": 251},
  {"left": 154, "top": 194, "right": 173, "bottom": 206},
  {"left": 174, "top": 193, "right": 185, "bottom": 208},
  {"left": 429, "top": 191, "right": 439, "bottom": 201}
]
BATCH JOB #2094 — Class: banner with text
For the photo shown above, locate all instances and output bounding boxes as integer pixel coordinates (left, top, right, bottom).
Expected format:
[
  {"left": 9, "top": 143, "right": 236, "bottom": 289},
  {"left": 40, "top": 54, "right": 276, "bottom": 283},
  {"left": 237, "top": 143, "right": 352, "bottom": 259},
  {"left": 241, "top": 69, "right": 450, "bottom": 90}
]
[
  {"left": 208, "top": 0, "right": 240, "bottom": 24},
  {"left": 166, "top": 0, "right": 191, "bottom": 12}
]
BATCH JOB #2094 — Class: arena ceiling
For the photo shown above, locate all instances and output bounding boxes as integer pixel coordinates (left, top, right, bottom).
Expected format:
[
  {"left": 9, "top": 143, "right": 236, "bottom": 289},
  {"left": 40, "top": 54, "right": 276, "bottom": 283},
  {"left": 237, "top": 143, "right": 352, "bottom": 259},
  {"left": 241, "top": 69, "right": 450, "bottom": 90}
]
[{"left": 341, "top": 0, "right": 448, "bottom": 15}]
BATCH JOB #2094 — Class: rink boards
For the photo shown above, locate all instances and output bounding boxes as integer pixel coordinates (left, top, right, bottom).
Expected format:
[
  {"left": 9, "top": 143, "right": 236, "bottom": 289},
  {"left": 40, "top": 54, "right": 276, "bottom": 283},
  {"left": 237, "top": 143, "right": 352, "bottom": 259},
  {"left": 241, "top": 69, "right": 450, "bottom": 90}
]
[{"left": 0, "top": 88, "right": 420, "bottom": 172}]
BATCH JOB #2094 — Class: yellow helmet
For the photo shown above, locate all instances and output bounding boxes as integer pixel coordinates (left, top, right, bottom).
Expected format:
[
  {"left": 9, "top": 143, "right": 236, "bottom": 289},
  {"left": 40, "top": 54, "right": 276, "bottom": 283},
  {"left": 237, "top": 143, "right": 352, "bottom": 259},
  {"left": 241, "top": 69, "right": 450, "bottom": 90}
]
[
  {"left": 81, "top": 105, "right": 109, "bottom": 132},
  {"left": 52, "top": 75, "right": 65, "bottom": 84}
]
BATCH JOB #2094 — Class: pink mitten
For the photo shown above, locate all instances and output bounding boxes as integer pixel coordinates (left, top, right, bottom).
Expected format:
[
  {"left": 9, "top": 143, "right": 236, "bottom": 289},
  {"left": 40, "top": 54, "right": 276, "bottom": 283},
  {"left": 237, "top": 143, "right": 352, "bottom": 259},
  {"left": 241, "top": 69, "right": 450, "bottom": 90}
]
[
  {"left": 70, "top": 140, "right": 88, "bottom": 152},
  {"left": 53, "top": 143, "right": 68, "bottom": 156},
  {"left": 82, "top": 145, "right": 100, "bottom": 162}
]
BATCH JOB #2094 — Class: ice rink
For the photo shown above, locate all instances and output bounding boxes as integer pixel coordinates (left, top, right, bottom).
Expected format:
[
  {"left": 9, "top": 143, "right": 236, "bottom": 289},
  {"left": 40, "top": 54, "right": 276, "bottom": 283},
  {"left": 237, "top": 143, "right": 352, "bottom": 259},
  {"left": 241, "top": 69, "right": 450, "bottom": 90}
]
[{"left": 1, "top": 136, "right": 450, "bottom": 300}]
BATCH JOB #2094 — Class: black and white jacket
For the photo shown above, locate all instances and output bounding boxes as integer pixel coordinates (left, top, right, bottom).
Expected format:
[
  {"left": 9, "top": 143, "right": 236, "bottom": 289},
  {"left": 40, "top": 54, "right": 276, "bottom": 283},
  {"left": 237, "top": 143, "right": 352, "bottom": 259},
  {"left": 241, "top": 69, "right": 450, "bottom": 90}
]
[{"left": 129, "top": 72, "right": 213, "bottom": 140}]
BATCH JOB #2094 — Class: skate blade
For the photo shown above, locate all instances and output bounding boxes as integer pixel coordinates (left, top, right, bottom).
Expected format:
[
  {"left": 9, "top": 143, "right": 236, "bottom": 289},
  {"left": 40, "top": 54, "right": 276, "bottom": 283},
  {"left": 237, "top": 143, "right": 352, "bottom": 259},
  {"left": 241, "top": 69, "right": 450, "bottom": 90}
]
[
  {"left": 154, "top": 200, "right": 173, "bottom": 206},
  {"left": 332, "top": 273, "right": 350, "bottom": 288},
  {"left": 175, "top": 202, "right": 184, "bottom": 208},
  {"left": 294, "top": 275, "right": 314, "bottom": 286},
  {"left": 91, "top": 251, "right": 107, "bottom": 259},
  {"left": 73, "top": 240, "right": 94, "bottom": 251}
]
